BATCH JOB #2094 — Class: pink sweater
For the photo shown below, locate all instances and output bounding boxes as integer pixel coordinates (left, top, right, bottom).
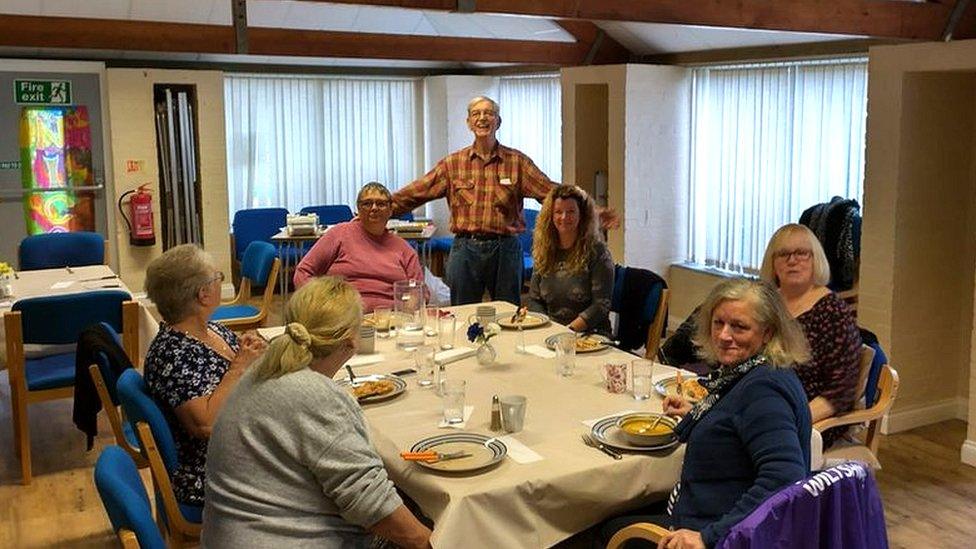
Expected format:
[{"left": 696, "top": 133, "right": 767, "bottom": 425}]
[{"left": 293, "top": 220, "right": 424, "bottom": 313}]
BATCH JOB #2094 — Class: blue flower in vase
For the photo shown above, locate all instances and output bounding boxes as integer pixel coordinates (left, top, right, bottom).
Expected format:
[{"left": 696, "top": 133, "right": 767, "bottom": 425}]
[{"left": 467, "top": 322, "right": 484, "bottom": 342}]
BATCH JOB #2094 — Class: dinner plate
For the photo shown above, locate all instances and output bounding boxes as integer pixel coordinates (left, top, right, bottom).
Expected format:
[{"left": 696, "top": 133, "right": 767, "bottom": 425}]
[
  {"left": 335, "top": 374, "right": 407, "bottom": 404},
  {"left": 545, "top": 333, "right": 611, "bottom": 353},
  {"left": 654, "top": 375, "right": 708, "bottom": 403},
  {"left": 591, "top": 415, "right": 680, "bottom": 452},
  {"left": 495, "top": 311, "right": 550, "bottom": 329},
  {"left": 408, "top": 432, "right": 508, "bottom": 473}
]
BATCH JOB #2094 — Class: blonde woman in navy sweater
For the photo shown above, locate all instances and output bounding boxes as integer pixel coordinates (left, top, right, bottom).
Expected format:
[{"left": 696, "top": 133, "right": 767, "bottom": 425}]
[{"left": 603, "top": 279, "right": 811, "bottom": 548}]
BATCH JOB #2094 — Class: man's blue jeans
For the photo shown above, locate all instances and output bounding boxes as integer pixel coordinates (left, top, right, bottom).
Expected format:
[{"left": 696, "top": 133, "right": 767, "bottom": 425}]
[{"left": 445, "top": 235, "right": 522, "bottom": 306}]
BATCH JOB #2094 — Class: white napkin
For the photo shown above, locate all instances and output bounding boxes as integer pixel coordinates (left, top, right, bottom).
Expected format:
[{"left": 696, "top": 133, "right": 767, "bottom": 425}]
[
  {"left": 438, "top": 405, "right": 475, "bottom": 429},
  {"left": 434, "top": 347, "right": 476, "bottom": 366},
  {"left": 257, "top": 326, "right": 286, "bottom": 341},
  {"left": 497, "top": 435, "right": 544, "bottom": 464},
  {"left": 581, "top": 410, "right": 641, "bottom": 428},
  {"left": 50, "top": 281, "right": 74, "bottom": 289},
  {"left": 522, "top": 344, "right": 555, "bottom": 359},
  {"left": 346, "top": 354, "right": 386, "bottom": 368}
]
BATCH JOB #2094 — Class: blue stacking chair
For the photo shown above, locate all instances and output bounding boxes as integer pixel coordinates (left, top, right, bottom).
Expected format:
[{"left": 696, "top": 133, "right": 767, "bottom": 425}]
[
  {"left": 211, "top": 241, "right": 280, "bottom": 330},
  {"left": 117, "top": 369, "right": 202, "bottom": 546},
  {"left": 230, "top": 207, "right": 288, "bottom": 262},
  {"left": 519, "top": 208, "right": 539, "bottom": 282},
  {"left": 94, "top": 446, "right": 165, "bottom": 549},
  {"left": 88, "top": 322, "right": 146, "bottom": 469},
  {"left": 4, "top": 290, "right": 138, "bottom": 484},
  {"left": 18, "top": 231, "right": 105, "bottom": 271},
  {"left": 610, "top": 265, "right": 670, "bottom": 359},
  {"left": 300, "top": 204, "right": 354, "bottom": 225}
]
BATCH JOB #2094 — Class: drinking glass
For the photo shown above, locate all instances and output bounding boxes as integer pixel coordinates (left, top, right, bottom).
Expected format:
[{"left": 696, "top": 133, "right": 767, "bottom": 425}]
[
  {"left": 394, "top": 279, "right": 425, "bottom": 349},
  {"left": 373, "top": 307, "right": 392, "bottom": 338},
  {"left": 499, "top": 395, "right": 527, "bottom": 433},
  {"left": 438, "top": 314, "right": 457, "bottom": 350},
  {"left": 441, "top": 379, "right": 466, "bottom": 425},
  {"left": 631, "top": 359, "right": 654, "bottom": 401},
  {"left": 358, "top": 325, "right": 376, "bottom": 354},
  {"left": 553, "top": 333, "right": 577, "bottom": 377},
  {"left": 425, "top": 306, "right": 440, "bottom": 337},
  {"left": 414, "top": 345, "right": 436, "bottom": 388}
]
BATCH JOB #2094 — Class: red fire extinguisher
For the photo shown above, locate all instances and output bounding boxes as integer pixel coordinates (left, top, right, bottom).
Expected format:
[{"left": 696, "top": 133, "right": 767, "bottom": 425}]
[{"left": 118, "top": 184, "right": 156, "bottom": 246}]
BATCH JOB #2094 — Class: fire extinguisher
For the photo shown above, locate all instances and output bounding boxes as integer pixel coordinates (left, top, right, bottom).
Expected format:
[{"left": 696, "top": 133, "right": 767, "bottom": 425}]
[{"left": 118, "top": 184, "right": 156, "bottom": 246}]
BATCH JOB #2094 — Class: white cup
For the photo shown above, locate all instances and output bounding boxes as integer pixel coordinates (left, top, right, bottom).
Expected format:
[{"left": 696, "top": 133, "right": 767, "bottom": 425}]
[{"left": 499, "top": 395, "right": 527, "bottom": 433}]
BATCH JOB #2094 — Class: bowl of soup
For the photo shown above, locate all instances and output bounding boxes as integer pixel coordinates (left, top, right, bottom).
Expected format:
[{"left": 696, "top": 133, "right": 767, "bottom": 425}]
[{"left": 615, "top": 413, "right": 677, "bottom": 447}]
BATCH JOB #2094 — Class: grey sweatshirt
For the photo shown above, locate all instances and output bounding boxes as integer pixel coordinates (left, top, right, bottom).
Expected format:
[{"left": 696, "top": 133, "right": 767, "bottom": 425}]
[{"left": 202, "top": 368, "right": 402, "bottom": 548}]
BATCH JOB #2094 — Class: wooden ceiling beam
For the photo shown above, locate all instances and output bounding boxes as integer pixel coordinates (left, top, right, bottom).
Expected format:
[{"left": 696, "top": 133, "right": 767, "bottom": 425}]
[
  {"left": 317, "top": 0, "right": 964, "bottom": 40},
  {"left": 0, "top": 14, "right": 595, "bottom": 65},
  {"left": 555, "top": 20, "right": 631, "bottom": 65}
]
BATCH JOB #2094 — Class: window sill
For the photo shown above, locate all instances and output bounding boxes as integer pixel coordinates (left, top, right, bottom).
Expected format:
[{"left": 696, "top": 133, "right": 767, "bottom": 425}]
[{"left": 670, "top": 262, "right": 758, "bottom": 280}]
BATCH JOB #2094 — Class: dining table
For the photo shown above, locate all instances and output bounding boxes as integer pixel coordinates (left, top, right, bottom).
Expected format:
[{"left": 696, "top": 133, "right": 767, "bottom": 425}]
[
  {"left": 336, "top": 300, "right": 690, "bottom": 548},
  {"left": 0, "top": 264, "right": 160, "bottom": 366}
]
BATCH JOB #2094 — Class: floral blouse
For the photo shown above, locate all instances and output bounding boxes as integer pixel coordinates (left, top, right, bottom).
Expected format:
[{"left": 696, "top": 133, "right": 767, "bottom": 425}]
[
  {"left": 795, "top": 292, "right": 861, "bottom": 448},
  {"left": 144, "top": 322, "right": 239, "bottom": 506}
]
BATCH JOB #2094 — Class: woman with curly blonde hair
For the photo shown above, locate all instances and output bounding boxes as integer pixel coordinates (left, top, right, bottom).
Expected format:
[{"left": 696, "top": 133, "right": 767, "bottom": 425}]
[
  {"left": 204, "top": 277, "right": 432, "bottom": 548},
  {"left": 526, "top": 185, "right": 614, "bottom": 334}
]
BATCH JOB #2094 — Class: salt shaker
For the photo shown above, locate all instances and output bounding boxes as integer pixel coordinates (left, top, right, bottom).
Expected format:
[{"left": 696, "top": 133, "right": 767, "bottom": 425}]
[{"left": 490, "top": 395, "right": 502, "bottom": 431}]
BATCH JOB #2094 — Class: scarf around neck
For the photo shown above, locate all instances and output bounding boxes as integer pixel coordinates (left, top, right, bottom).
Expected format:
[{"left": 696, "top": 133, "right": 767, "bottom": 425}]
[{"left": 679, "top": 354, "right": 769, "bottom": 439}]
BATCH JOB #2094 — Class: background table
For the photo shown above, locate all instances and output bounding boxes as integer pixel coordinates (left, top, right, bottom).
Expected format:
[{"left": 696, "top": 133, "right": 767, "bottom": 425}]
[
  {"left": 0, "top": 265, "right": 159, "bottom": 365},
  {"left": 342, "top": 301, "right": 686, "bottom": 548}
]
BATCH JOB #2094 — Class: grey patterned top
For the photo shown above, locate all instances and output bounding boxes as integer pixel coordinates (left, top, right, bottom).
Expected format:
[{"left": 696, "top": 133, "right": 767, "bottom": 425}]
[{"left": 526, "top": 239, "right": 614, "bottom": 335}]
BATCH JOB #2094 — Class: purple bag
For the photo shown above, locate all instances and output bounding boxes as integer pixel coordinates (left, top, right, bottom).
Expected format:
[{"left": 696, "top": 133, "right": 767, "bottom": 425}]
[{"left": 716, "top": 461, "right": 888, "bottom": 549}]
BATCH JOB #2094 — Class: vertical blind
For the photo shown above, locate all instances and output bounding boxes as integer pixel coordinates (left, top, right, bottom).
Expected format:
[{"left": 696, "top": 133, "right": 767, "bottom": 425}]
[
  {"left": 497, "top": 73, "right": 562, "bottom": 208},
  {"left": 224, "top": 74, "right": 422, "bottom": 216},
  {"left": 688, "top": 58, "right": 867, "bottom": 273}
]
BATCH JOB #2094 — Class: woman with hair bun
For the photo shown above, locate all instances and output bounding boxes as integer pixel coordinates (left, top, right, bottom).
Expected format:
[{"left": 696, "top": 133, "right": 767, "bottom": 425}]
[{"left": 203, "top": 277, "right": 432, "bottom": 549}]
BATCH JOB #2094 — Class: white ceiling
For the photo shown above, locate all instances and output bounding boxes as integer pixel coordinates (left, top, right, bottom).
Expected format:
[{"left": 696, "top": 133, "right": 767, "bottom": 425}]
[{"left": 0, "top": 0, "right": 871, "bottom": 68}]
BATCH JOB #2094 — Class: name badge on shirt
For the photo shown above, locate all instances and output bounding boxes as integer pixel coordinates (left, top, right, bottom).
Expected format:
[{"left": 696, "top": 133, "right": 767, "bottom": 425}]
[{"left": 500, "top": 178, "right": 513, "bottom": 186}]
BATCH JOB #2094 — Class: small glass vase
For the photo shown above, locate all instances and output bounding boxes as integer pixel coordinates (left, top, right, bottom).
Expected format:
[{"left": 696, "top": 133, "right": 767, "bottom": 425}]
[
  {"left": 476, "top": 342, "right": 497, "bottom": 366},
  {"left": 0, "top": 273, "right": 13, "bottom": 298}
]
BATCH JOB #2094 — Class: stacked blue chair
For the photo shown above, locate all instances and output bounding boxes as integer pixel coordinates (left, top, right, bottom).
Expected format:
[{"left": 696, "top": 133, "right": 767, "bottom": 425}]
[
  {"left": 19, "top": 231, "right": 105, "bottom": 270},
  {"left": 94, "top": 445, "right": 165, "bottom": 549},
  {"left": 231, "top": 207, "right": 293, "bottom": 266},
  {"left": 117, "top": 369, "right": 203, "bottom": 545},
  {"left": 4, "top": 290, "right": 138, "bottom": 484},
  {"left": 300, "top": 204, "right": 353, "bottom": 225}
]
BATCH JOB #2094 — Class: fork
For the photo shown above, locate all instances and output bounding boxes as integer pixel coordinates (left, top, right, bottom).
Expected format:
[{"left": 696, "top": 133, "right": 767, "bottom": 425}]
[{"left": 581, "top": 433, "right": 622, "bottom": 460}]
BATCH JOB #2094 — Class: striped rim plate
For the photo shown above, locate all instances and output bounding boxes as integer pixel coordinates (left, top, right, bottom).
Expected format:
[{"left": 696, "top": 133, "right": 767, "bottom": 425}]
[
  {"left": 335, "top": 374, "right": 407, "bottom": 404},
  {"left": 591, "top": 415, "right": 680, "bottom": 452},
  {"left": 409, "top": 432, "right": 507, "bottom": 473}
]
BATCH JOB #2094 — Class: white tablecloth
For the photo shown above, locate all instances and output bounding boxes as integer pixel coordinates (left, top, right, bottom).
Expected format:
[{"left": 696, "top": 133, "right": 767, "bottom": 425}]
[
  {"left": 0, "top": 265, "right": 159, "bottom": 366},
  {"left": 342, "top": 301, "right": 686, "bottom": 548}
]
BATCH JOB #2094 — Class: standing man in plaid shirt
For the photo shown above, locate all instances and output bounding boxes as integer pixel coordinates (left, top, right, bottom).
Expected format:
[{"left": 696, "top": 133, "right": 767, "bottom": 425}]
[{"left": 392, "top": 95, "right": 615, "bottom": 306}]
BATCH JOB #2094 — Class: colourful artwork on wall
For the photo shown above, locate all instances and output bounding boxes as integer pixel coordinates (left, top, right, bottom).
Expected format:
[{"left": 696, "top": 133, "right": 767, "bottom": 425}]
[{"left": 18, "top": 106, "right": 95, "bottom": 234}]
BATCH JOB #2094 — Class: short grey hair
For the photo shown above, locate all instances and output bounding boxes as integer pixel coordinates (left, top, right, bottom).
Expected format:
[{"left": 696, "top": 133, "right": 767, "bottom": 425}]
[
  {"left": 467, "top": 95, "right": 500, "bottom": 116},
  {"left": 356, "top": 181, "right": 392, "bottom": 204},
  {"left": 693, "top": 278, "right": 810, "bottom": 367},
  {"left": 145, "top": 244, "right": 215, "bottom": 324}
]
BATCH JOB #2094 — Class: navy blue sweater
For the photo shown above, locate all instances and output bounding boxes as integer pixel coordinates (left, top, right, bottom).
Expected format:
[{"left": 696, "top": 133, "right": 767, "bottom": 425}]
[{"left": 672, "top": 364, "right": 811, "bottom": 547}]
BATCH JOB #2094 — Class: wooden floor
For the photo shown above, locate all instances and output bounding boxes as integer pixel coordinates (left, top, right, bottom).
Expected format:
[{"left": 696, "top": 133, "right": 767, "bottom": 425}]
[{"left": 1, "top": 370, "right": 974, "bottom": 547}]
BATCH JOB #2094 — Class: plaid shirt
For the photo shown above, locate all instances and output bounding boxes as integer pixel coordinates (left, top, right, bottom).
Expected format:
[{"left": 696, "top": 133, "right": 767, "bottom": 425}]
[{"left": 392, "top": 143, "right": 555, "bottom": 235}]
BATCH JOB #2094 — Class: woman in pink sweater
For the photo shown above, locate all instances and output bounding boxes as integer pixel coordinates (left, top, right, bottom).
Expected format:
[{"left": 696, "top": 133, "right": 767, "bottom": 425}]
[{"left": 293, "top": 183, "right": 424, "bottom": 312}]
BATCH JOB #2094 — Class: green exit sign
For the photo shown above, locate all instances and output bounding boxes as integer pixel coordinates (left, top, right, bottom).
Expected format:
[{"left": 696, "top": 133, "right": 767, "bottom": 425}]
[{"left": 14, "top": 79, "right": 72, "bottom": 105}]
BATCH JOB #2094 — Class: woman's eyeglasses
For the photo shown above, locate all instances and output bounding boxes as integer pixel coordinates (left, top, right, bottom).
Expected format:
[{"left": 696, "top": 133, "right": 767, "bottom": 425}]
[
  {"left": 207, "top": 271, "right": 225, "bottom": 285},
  {"left": 773, "top": 249, "right": 813, "bottom": 261}
]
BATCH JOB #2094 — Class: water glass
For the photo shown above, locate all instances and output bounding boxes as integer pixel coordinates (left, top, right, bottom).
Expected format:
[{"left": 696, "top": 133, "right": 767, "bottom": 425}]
[
  {"left": 438, "top": 314, "right": 457, "bottom": 350},
  {"left": 631, "top": 359, "right": 654, "bottom": 401},
  {"left": 475, "top": 305, "right": 496, "bottom": 327},
  {"left": 414, "top": 345, "right": 437, "bottom": 388},
  {"left": 553, "top": 333, "right": 577, "bottom": 377},
  {"left": 373, "top": 307, "right": 392, "bottom": 338},
  {"left": 441, "top": 379, "right": 466, "bottom": 425},
  {"left": 425, "top": 306, "right": 440, "bottom": 337},
  {"left": 499, "top": 395, "right": 527, "bottom": 433},
  {"left": 358, "top": 325, "right": 376, "bottom": 354}
]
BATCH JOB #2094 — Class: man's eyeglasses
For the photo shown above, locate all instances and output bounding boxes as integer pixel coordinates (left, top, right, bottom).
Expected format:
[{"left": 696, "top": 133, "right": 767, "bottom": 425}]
[
  {"left": 358, "top": 199, "right": 391, "bottom": 210},
  {"left": 773, "top": 249, "right": 813, "bottom": 261},
  {"left": 468, "top": 109, "right": 497, "bottom": 119}
]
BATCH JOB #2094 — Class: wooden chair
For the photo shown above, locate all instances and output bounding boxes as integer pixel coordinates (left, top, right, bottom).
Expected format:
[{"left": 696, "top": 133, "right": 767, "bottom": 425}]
[
  {"left": 117, "top": 369, "right": 201, "bottom": 548},
  {"left": 212, "top": 240, "right": 280, "bottom": 330},
  {"left": 815, "top": 364, "right": 900, "bottom": 469},
  {"left": 4, "top": 291, "right": 138, "bottom": 484},
  {"left": 93, "top": 445, "right": 165, "bottom": 549},
  {"left": 607, "top": 522, "right": 670, "bottom": 548},
  {"left": 18, "top": 231, "right": 106, "bottom": 270},
  {"left": 644, "top": 289, "right": 670, "bottom": 360},
  {"left": 89, "top": 360, "right": 147, "bottom": 468}
]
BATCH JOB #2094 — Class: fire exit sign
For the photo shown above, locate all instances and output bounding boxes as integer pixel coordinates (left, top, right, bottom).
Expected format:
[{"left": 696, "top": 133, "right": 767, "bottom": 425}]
[{"left": 14, "top": 80, "right": 72, "bottom": 105}]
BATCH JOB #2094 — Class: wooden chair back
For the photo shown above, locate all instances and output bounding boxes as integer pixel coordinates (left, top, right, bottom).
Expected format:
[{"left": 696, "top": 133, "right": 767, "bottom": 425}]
[
  {"left": 135, "top": 422, "right": 202, "bottom": 547},
  {"left": 88, "top": 364, "right": 147, "bottom": 468},
  {"left": 643, "top": 289, "right": 670, "bottom": 360}
]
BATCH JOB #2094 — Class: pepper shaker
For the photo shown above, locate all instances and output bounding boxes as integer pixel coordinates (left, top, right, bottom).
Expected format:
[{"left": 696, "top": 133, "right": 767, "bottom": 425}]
[{"left": 490, "top": 395, "right": 502, "bottom": 431}]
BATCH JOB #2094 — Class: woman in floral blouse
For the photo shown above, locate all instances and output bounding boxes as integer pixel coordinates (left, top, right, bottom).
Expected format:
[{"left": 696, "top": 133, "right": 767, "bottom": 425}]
[
  {"left": 760, "top": 224, "right": 862, "bottom": 448},
  {"left": 143, "top": 244, "right": 266, "bottom": 506}
]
